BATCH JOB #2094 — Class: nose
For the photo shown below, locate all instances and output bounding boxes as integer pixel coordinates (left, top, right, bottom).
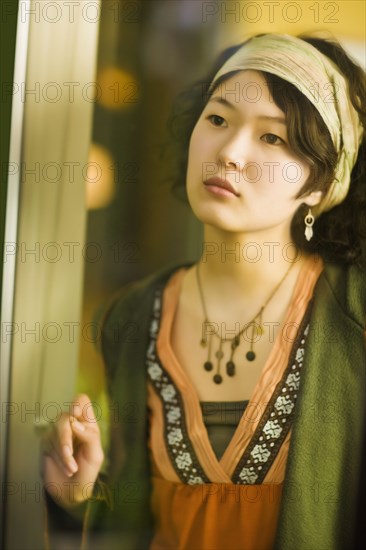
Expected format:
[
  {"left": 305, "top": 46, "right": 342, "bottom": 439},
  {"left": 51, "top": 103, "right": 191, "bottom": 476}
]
[{"left": 217, "top": 129, "right": 251, "bottom": 176}]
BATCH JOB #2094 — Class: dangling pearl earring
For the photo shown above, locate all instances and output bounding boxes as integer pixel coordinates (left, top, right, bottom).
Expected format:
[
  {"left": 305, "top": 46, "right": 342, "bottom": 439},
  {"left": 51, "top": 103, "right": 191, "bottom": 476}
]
[{"left": 304, "top": 208, "right": 315, "bottom": 241}]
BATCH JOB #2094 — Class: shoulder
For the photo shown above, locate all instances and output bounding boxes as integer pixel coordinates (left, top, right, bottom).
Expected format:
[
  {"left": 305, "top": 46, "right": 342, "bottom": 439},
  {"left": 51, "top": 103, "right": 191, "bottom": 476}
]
[
  {"left": 94, "top": 260, "right": 194, "bottom": 356},
  {"left": 317, "top": 260, "right": 366, "bottom": 328},
  {"left": 104, "top": 260, "right": 193, "bottom": 319}
]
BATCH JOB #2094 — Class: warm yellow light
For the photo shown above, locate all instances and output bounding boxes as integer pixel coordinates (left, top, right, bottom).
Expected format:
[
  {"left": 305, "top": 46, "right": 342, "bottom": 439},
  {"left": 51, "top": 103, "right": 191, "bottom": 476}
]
[
  {"left": 97, "top": 66, "right": 139, "bottom": 110},
  {"left": 85, "top": 143, "right": 116, "bottom": 210},
  {"left": 212, "top": 1, "right": 366, "bottom": 57}
]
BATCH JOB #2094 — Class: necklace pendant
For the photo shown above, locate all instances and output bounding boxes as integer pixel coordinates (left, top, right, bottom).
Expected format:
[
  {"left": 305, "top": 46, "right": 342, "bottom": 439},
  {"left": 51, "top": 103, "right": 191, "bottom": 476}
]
[
  {"left": 226, "top": 361, "right": 235, "bottom": 376},
  {"left": 246, "top": 351, "right": 256, "bottom": 361},
  {"left": 204, "top": 361, "right": 213, "bottom": 371},
  {"left": 231, "top": 336, "right": 239, "bottom": 349},
  {"left": 215, "top": 349, "right": 224, "bottom": 359},
  {"left": 213, "top": 374, "right": 223, "bottom": 384},
  {"left": 200, "top": 338, "right": 207, "bottom": 348}
]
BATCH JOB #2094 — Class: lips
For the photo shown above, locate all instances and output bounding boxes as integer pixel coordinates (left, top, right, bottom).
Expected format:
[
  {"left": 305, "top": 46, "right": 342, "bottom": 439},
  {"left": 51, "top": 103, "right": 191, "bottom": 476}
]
[{"left": 203, "top": 177, "right": 239, "bottom": 196}]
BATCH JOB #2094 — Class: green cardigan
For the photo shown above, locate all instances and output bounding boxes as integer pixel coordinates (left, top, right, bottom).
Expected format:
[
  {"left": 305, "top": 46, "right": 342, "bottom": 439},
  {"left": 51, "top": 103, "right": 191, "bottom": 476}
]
[{"left": 85, "top": 260, "right": 366, "bottom": 550}]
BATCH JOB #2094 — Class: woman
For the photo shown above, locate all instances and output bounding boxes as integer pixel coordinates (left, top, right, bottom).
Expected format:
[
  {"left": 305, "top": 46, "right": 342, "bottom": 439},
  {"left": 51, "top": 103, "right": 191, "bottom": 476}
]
[{"left": 43, "top": 33, "right": 366, "bottom": 550}]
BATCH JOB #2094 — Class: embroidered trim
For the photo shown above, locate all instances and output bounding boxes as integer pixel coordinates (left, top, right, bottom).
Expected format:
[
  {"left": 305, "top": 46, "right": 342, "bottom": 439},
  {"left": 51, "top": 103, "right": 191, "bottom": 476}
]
[
  {"left": 146, "top": 284, "right": 313, "bottom": 485},
  {"left": 146, "top": 287, "right": 210, "bottom": 485},
  {"left": 232, "top": 299, "right": 314, "bottom": 484}
]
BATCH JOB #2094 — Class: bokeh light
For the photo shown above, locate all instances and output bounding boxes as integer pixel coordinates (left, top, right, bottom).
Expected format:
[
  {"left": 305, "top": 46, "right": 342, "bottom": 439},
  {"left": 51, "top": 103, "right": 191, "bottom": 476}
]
[
  {"left": 85, "top": 142, "right": 115, "bottom": 209},
  {"left": 96, "top": 66, "right": 139, "bottom": 110}
]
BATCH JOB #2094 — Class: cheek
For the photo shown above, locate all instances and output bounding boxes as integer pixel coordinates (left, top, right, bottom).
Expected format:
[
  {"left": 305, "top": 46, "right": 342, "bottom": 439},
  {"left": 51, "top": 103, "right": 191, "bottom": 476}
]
[
  {"left": 189, "top": 122, "right": 204, "bottom": 150},
  {"left": 187, "top": 129, "right": 198, "bottom": 166},
  {"left": 283, "top": 154, "right": 311, "bottom": 186},
  {"left": 287, "top": 162, "right": 309, "bottom": 184},
  {"left": 187, "top": 127, "right": 208, "bottom": 174}
]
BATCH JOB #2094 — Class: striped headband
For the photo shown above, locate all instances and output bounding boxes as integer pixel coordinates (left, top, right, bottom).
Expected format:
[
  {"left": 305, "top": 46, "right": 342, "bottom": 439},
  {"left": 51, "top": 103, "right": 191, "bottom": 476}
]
[{"left": 208, "top": 33, "right": 364, "bottom": 215}]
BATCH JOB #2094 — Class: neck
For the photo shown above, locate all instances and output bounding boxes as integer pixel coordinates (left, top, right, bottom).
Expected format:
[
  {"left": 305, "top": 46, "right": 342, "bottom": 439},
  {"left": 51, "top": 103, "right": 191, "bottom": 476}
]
[{"left": 198, "top": 224, "right": 308, "bottom": 295}]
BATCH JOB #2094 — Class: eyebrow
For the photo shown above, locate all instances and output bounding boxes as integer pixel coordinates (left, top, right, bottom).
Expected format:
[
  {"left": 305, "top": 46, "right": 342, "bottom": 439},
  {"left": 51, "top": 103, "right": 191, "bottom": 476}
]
[{"left": 208, "top": 96, "right": 286, "bottom": 125}]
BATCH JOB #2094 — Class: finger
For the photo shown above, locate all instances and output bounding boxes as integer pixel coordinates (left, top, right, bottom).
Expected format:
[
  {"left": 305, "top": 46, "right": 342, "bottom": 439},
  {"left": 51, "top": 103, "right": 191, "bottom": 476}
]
[
  {"left": 68, "top": 393, "right": 89, "bottom": 419},
  {"left": 44, "top": 444, "right": 76, "bottom": 479},
  {"left": 42, "top": 432, "right": 75, "bottom": 479},
  {"left": 43, "top": 453, "right": 80, "bottom": 506},
  {"left": 53, "top": 414, "right": 79, "bottom": 475},
  {"left": 71, "top": 394, "right": 99, "bottom": 427},
  {"left": 70, "top": 418, "right": 104, "bottom": 465},
  {"left": 70, "top": 420, "right": 101, "bottom": 454},
  {"left": 77, "top": 394, "right": 98, "bottom": 427}
]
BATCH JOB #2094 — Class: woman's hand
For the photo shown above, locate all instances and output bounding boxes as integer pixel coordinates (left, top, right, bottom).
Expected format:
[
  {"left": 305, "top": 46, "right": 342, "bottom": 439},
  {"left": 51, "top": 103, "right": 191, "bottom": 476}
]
[{"left": 42, "top": 393, "right": 104, "bottom": 509}]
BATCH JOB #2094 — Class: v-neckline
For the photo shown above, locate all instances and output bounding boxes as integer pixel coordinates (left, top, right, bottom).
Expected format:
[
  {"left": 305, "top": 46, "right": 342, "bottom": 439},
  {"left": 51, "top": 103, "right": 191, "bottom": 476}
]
[{"left": 155, "top": 256, "right": 323, "bottom": 481}]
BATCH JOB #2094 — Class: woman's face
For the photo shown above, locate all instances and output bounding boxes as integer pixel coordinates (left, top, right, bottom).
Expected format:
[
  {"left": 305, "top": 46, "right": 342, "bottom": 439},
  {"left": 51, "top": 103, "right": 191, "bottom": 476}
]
[{"left": 186, "top": 70, "right": 320, "bottom": 236}]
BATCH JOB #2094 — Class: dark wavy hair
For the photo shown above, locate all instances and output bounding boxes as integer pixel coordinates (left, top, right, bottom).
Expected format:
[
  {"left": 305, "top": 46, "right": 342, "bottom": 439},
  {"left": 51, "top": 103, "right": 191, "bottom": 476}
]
[{"left": 160, "top": 33, "right": 366, "bottom": 268}]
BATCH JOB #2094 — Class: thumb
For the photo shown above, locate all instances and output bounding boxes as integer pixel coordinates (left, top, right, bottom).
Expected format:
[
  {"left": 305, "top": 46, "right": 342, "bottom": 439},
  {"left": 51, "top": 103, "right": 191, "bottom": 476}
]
[{"left": 73, "top": 394, "right": 100, "bottom": 427}]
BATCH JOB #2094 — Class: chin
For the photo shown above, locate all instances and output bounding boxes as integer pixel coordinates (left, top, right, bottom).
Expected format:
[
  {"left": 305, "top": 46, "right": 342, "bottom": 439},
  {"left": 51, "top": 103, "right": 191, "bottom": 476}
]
[{"left": 192, "top": 209, "right": 244, "bottom": 233}]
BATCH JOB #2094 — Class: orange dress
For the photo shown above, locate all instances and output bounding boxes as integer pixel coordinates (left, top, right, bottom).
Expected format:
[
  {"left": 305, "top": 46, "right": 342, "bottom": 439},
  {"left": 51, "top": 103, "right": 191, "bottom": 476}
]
[{"left": 146, "top": 255, "right": 324, "bottom": 550}]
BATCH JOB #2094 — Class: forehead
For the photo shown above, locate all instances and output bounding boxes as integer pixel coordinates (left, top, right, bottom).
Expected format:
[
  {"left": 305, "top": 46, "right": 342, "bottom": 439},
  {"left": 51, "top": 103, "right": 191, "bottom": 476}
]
[{"left": 208, "top": 70, "right": 286, "bottom": 117}]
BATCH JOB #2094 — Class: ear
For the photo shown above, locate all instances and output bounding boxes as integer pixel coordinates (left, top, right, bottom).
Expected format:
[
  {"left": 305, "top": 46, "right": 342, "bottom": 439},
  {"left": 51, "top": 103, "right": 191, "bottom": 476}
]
[{"left": 303, "top": 190, "right": 323, "bottom": 207}]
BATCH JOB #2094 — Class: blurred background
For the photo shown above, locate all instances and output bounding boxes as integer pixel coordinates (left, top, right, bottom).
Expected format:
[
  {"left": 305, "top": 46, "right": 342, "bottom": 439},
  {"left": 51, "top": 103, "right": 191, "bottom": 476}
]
[{"left": 1, "top": 1, "right": 365, "bottom": 547}]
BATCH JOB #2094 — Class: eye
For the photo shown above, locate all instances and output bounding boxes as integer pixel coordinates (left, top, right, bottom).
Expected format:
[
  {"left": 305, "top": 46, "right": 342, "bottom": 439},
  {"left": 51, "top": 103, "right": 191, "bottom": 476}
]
[
  {"left": 206, "top": 114, "right": 227, "bottom": 127},
  {"left": 261, "top": 133, "right": 285, "bottom": 145}
]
